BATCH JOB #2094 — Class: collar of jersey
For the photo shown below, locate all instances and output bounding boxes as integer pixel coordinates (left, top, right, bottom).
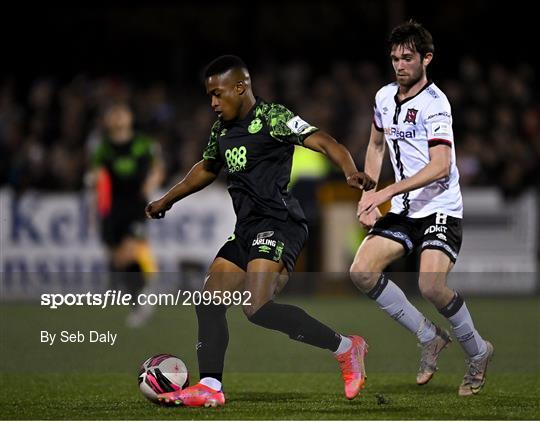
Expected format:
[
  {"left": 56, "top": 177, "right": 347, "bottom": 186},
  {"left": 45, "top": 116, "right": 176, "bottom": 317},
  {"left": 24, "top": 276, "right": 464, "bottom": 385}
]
[
  {"left": 223, "top": 97, "right": 264, "bottom": 127},
  {"left": 393, "top": 79, "right": 433, "bottom": 106}
]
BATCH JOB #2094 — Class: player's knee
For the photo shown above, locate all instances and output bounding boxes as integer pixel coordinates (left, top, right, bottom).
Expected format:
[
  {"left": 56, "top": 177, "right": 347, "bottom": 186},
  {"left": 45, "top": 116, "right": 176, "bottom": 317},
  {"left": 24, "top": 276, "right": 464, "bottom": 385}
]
[
  {"left": 195, "top": 303, "right": 227, "bottom": 320},
  {"left": 419, "top": 282, "right": 443, "bottom": 303},
  {"left": 274, "top": 273, "right": 289, "bottom": 296},
  {"left": 111, "top": 256, "right": 130, "bottom": 270},
  {"left": 243, "top": 302, "right": 261, "bottom": 319},
  {"left": 112, "top": 247, "right": 134, "bottom": 269},
  {"left": 349, "top": 260, "right": 378, "bottom": 290},
  {"left": 349, "top": 259, "right": 365, "bottom": 275}
]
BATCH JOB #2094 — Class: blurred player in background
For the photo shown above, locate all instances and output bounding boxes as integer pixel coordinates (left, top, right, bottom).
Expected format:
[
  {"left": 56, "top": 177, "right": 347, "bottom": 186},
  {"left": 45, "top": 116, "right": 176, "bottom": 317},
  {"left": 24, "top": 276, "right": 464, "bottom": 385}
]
[
  {"left": 146, "top": 55, "right": 376, "bottom": 407},
  {"left": 350, "top": 20, "right": 493, "bottom": 396},
  {"left": 91, "top": 102, "right": 165, "bottom": 327}
]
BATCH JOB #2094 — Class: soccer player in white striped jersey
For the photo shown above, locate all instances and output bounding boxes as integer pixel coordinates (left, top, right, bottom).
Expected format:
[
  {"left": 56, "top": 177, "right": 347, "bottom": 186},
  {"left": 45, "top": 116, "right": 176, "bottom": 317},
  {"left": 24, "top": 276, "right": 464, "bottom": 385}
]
[{"left": 350, "top": 20, "right": 493, "bottom": 396}]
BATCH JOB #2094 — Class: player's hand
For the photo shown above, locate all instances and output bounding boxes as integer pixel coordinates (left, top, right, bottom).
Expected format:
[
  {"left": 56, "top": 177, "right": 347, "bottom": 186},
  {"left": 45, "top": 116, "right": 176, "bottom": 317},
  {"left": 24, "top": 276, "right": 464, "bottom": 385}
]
[
  {"left": 346, "top": 172, "right": 376, "bottom": 191},
  {"left": 356, "top": 202, "right": 381, "bottom": 229},
  {"left": 145, "top": 198, "right": 172, "bottom": 219},
  {"left": 357, "top": 188, "right": 392, "bottom": 216}
]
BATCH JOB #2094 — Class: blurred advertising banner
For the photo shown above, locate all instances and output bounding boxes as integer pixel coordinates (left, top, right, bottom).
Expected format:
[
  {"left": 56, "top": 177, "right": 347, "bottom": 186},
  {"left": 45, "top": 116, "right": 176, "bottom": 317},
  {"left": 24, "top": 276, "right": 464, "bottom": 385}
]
[
  {"left": 0, "top": 187, "right": 236, "bottom": 299},
  {"left": 451, "top": 188, "right": 538, "bottom": 294},
  {"left": 319, "top": 187, "right": 538, "bottom": 294},
  {"left": 1, "top": 187, "right": 538, "bottom": 298}
]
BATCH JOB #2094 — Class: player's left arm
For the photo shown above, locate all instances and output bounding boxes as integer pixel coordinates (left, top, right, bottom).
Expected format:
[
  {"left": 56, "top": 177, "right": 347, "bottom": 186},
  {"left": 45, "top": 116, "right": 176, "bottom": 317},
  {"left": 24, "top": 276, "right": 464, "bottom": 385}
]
[
  {"left": 304, "top": 131, "right": 376, "bottom": 191},
  {"left": 358, "top": 144, "right": 451, "bottom": 215},
  {"left": 267, "top": 103, "right": 374, "bottom": 190}
]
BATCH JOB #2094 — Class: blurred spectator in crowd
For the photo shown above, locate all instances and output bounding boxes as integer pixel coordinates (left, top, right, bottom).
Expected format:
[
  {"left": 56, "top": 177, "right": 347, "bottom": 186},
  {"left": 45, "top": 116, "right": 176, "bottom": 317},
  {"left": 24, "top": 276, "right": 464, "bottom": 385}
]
[{"left": 1, "top": 58, "right": 537, "bottom": 198}]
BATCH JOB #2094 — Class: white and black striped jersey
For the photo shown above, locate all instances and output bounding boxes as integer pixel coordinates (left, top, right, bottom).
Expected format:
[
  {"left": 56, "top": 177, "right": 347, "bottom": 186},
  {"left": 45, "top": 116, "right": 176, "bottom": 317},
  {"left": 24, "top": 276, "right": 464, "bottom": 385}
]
[{"left": 373, "top": 81, "right": 463, "bottom": 218}]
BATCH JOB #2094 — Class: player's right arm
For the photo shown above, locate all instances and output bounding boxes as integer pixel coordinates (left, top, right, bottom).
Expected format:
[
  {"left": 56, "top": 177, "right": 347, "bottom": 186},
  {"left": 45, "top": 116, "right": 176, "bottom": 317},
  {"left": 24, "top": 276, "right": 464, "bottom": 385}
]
[
  {"left": 146, "top": 120, "right": 224, "bottom": 219},
  {"left": 145, "top": 159, "right": 221, "bottom": 219},
  {"left": 363, "top": 123, "right": 386, "bottom": 189}
]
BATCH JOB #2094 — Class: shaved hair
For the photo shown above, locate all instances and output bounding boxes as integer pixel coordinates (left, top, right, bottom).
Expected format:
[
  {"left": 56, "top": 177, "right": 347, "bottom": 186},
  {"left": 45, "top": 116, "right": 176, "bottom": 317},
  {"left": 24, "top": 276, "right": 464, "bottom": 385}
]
[{"left": 204, "top": 55, "right": 249, "bottom": 79}]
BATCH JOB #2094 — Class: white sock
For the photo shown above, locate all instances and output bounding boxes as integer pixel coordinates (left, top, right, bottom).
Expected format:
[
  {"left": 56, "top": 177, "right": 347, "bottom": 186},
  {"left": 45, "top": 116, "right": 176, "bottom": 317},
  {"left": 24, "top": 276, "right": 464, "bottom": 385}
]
[
  {"left": 375, "top": 279, "right": 436, "bottom": 343},
  {"left": 199, "top": 377, "right": 222, "bottom": 391},
  {"left": 416, "top": 318, "right": 438, "bottom": 344},
  {"left": 447, "top": 302, "right": 487, "bottom": 359},
  {"left": 333, "top": 335, "right": 353, "bottom": 355}
]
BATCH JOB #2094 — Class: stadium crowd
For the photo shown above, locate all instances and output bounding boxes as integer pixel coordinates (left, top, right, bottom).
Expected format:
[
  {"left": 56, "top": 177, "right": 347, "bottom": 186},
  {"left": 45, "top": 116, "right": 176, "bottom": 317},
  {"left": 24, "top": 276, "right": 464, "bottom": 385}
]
[{"left": 1, "top": 57, "right": 538, "bottom": 198}]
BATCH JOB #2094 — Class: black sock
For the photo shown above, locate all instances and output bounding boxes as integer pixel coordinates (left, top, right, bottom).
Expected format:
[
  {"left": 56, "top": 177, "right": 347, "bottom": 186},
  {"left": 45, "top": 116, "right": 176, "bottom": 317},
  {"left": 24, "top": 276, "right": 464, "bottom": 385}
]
[
  {"left": 248, "top": 300, "right": 341, "bottom": 351},
  {"left": 196, "top": 304, "right": 228, "bottom": 383}
]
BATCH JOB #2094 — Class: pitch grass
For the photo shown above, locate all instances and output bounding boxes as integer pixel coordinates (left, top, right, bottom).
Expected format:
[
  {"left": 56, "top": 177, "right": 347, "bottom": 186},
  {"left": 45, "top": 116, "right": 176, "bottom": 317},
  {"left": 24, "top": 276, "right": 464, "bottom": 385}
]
[
  {"left": 1, "top": 372, "right": 538, "bottom": 420},
  {"left": 1, "top": 297, "right": 539, "bottom": 419}
]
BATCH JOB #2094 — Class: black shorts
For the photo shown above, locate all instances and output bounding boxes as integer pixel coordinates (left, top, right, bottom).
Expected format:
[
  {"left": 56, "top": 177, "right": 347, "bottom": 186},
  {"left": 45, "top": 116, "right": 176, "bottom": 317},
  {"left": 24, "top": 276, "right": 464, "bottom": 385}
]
[
  {"left": 369, "top": 212, "right": 462, "bottom": 263},
  {"left": 215, "top": 216, "right": 308, "bottom": 273},
  {"left": 100, "top": 212, "right": 146, "bottom": 247}
]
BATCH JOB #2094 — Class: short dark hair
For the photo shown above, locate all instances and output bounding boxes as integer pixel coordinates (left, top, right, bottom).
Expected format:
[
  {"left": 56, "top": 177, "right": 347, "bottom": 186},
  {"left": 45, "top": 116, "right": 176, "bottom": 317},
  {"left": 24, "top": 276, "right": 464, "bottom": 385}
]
[
  {"left": 389, "top": 20, "right": 434, "bottom": 58},
  {"left": 203, "top": 55, "right": 248, "bottom": 79}
]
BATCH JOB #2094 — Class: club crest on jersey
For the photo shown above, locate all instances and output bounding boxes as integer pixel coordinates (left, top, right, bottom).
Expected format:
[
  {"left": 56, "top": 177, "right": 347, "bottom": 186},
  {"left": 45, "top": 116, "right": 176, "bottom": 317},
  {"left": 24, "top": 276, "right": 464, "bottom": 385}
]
[
  {"left": 403, "top": 108, "right": 418, "bottom": 124},
  {"left": 248, "top": 118, "right": 263, "bottom": 134}
]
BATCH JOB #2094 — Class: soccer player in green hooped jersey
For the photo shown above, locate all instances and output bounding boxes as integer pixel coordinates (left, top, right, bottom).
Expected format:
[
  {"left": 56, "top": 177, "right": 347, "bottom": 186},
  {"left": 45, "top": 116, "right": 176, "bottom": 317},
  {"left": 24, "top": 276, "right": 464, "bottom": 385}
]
[
  {"left": 145, "top": 55, "right": 375, "bottom": 407},
  {"left": 92, "top": 102, "right": 165, "bottom": 327}
]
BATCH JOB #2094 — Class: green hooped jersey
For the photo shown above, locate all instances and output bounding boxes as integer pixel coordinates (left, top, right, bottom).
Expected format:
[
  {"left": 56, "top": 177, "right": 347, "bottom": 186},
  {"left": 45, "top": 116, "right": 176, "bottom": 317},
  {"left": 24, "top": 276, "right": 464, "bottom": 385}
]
[
  {"left": 203, "top": 98, "right": 319, "bottom": 222},
  {"left": 92, "top": 133, "right": 157, "bottom": 202}
]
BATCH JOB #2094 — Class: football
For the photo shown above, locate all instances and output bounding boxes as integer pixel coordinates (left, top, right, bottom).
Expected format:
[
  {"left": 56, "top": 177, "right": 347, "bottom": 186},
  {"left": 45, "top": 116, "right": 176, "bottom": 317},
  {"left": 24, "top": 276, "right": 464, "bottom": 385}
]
[{"left": 138, "top": 354, "right": 189, "bottom": 403}]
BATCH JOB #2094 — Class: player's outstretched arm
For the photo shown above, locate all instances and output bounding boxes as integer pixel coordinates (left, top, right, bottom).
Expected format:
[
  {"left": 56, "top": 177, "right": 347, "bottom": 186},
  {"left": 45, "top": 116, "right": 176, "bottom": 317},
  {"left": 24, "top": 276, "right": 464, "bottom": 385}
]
[
  {"left": 303, "top": 131, "right": 375, "bottom": 191},
  {"left": 145, "top": 159, "right": 221, "bottom": 219}
]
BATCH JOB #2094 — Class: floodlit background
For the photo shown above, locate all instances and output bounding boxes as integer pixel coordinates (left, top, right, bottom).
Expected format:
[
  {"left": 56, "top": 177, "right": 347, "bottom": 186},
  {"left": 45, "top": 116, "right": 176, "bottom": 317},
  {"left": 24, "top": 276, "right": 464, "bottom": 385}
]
[
  {"left": 0, "top": 2, "right": 538, "bottom": 419},
  {"left": 2, "top": 0, "right": 538, "bottom": 292}
]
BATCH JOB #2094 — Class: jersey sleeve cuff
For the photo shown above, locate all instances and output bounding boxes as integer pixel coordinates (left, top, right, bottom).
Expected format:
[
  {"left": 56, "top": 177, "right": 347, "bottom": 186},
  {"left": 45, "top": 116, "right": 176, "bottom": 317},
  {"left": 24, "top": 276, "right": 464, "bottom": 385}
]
[
  {"left": 373, "top": 119, "right": 384, "bottom": 132},
  {"left": 428, "top": 138, "right": 452, "bottom": 148}
]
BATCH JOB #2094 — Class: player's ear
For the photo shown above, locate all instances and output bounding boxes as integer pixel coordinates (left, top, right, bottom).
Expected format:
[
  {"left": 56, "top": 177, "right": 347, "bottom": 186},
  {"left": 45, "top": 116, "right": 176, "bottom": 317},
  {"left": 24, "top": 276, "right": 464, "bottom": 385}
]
[
  {"left": 235, "top": 81, "right": 246, "bottom": 95},
  {"left": 423, "top": 52, "right": 433, "bottom": 66}
]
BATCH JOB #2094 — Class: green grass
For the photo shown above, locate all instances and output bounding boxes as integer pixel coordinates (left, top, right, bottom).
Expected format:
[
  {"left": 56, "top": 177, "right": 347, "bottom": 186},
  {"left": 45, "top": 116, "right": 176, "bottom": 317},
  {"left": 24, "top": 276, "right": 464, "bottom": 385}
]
[{"left": 1, "top": 296, "right": 539, "bottom": 419}]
